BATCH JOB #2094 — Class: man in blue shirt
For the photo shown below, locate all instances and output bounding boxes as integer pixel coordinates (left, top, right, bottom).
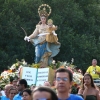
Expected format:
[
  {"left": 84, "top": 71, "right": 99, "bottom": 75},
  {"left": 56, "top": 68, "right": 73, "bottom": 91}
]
[
  {"left": 54, "top": 68, "right": 83, "bottom": 100},
  {"left": 13, "top": 79, "right": 27, "bottom": 100},
  {"left": 0, "top": 84, "right": 13, "bottom": 100}
]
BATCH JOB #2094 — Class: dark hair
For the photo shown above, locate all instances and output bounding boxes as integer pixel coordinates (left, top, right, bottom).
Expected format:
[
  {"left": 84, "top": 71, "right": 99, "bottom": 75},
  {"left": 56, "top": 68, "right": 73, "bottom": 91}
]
[
  {"left": 55, "top": 68, "right": 73, "bottom": 82},
  {"left": 22, "top": 88, "right": 32, "bottom": 96},
  {"left": 19, "top": 79, "right": 27, "bottom": 88},
  {"left": 81, "top": 73, "right": 95, "bottom": 89},
  {"left": 33, "top": 87, "right": 58, "bottom": 100}
]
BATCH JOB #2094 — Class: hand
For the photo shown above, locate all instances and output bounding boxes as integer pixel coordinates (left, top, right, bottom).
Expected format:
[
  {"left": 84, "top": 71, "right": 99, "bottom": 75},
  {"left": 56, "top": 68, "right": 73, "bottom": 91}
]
[
  {"left": 95, "top": 71, "right": 100, "bottom": 75},
  {"left": 24, "top": 36, "right": 30, "bottom": 42},
  {"left": 84, "top": 83, "right": 88, "bottom": 89},
  {"left": 52, "top": 31, "right": 57, "bottom": 36}
]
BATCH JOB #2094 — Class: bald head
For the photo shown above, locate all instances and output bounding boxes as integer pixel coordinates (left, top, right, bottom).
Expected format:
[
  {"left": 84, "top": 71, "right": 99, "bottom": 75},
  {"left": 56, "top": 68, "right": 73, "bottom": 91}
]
[
  {"left": 5, "top": 84, "right": 12, "bottom": 88},
  {"left": 92, "top": 59, "right": 97, "bottom": 66}
]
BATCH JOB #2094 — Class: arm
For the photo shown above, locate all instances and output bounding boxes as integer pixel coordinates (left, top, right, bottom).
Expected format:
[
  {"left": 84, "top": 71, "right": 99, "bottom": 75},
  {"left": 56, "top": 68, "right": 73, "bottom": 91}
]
[
  {"left": 78, "top": 89, "right": 83, "bottom": 96},
  {"left": 78, "top": 84, "right": 88, "bottom": 100},
  {"left": 96, "top": 71, "right": 100, "bottom": 75},
  {"left": 52, "top": 25, "right": 57, "bottom": 31},
  {"left": 82, "top": 88, "right": 88, "bottom": 100},
  {"left": 96, "top": 89, "right": 100, "bottom": 100},
  {"left": 86, "top": 66, "right": 90, "bottom": 74},
  {"left": 95, "top": 66, "right": 100, "bottom": 75}
]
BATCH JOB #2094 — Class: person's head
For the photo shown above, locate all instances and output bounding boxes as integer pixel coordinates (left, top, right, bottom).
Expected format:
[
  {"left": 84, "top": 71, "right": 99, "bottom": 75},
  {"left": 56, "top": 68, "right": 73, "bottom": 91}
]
[
  {"left": 9, "top": 88, "right": 18, "bottom": 100},
  {"left": 92, "top": 59, "right": 97, "bottom": 66},
  {"left": 38, "top": 5, "right": 50, "bottom": 24},
  {"left": 82, "top": 73, "right": 95, "bottom": 89},
  {"left": 30, "top": 85, "right": 36, "bottom": 91},
  {"left": 44, "top": 81, "right": 51, "bottom": 87},
  {"left": 4, "top": 84, "right": 13, "bottom": 97},
  {"left": 40, "top": 16, "right": 47, "bottom": 24},
  {"left": 47, "top": 19, "right": 53, "bottom": 27},
  {"left": 17, "top": 79, "right": 27, "bottom": 92},
  {"left": 12, "top": 79, "right": 18, "bottom": 88},
  {"left": 33, "top": 86, "right": 58, "bottom": 100},
  {"left": 55, "top": 68, "right": 73, "bottom": 93},
  {"left": 22, "top": 89, "right": 32, "bottom": 100}
]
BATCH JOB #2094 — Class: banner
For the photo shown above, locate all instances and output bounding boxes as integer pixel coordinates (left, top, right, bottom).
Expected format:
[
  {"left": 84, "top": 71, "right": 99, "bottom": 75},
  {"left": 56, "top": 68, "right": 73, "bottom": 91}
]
[
  {"left": 36, "top": 67, "right": 54, "bottom": 86},
  {"left": 20, "top": 67, "right": 37, "bottom": 85},
  {"left": 20, "top": 67, "right": 54, "bottom": 86}
]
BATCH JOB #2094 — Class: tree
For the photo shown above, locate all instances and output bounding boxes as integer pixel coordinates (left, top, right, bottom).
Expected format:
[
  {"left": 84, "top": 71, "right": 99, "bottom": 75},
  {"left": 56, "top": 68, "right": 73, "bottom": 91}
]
[{"left": 0, "top": 0, "right": 100, "bottom": 72}]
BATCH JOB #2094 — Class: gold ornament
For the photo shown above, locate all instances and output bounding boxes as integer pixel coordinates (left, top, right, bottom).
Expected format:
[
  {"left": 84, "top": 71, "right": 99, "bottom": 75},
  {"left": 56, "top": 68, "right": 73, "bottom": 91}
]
[{"left": 38, "top": 4, "right": 52, "bottom": 17}]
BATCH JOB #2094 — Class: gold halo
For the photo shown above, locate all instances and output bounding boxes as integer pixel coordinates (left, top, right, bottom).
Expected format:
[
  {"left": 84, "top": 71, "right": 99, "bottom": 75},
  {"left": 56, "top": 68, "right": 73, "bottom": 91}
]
[{"left": 38, "top": 4, "right": 52, "bottom": 17}]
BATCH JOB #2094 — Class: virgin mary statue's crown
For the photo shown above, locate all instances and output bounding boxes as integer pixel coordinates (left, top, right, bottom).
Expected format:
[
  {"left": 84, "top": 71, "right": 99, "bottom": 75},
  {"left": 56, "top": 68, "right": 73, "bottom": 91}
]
[{"left": 38, "top": 4, "right": 51, "bottom": 17}]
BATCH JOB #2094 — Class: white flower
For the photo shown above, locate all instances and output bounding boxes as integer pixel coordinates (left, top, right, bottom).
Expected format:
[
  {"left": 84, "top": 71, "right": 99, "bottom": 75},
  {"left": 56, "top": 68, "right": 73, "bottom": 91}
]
[
  {"left": 22, "top": 61, "right": 27, "bottom": 65},
  {"left": 1, "top": 71, "right": 9, "bottom": 77},
  {"left": 10, "top": 64, "right": 16, "bottom": 70},
  {"left": 9, "top": 73, "right": 16, "bottom": 77},
  {"left": 71, "top": 58, "right": 74, "bottom": 63},
  {"left": 66, "top": 66, "right": 68, "bottom": 68},
  {"left": 18, "top": 65, "right": 23, "bottom": 71},
  {"left": 15, "top": 70, "right": 19, "bottom": 74},
  {"left": 63, "top": 62, "right": 67, "bottom": 66},
  {"left": 19, "top": 65, "right": 23, "bottom": 68},
  {"left": 2, "top": 75, "right": 9, "bottom": 80},
  {"left": 52, "top": 60, "right": 55, "bottom": 64},
  {"left": 73, "top": 72, "right": 83, "bottom": 85}
]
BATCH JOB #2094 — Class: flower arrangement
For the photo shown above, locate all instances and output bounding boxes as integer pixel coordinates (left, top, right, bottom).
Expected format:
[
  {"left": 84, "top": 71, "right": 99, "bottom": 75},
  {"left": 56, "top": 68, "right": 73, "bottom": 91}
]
[
  {"left": 49, "top": 58, "right": 83, "bottom": 94},
  {"left": 0, "top": 59, "right": 28, "bottom": 87},
  {"left": 49, "top": 59, "right": 83, "bottom": 85},
  {"left": 0, "top": 58, "right": 83, "bottom": 93}
]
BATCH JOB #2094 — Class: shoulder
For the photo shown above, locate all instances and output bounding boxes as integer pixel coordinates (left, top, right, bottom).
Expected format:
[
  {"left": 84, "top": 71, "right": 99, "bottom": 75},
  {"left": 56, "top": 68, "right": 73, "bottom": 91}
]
[
  {"left": 87, "top": 66, "right": 91, "bottom": 69},
  {"left": 78, "top": 88, "right": 83, "bottom": 94},
  {"left": 13, "top": 94, "right": 17, "bottom": 100},
  {"left": 88, "top": 66, "right": 92, "bottom": 68},
  {"left": 96, "top": 65, "right": 100, "bottom": 68},
  {"left": 0, "top": 96, "right": 9, "bottom": 100},
  {"left": 14, "top": 94, "right": 19, "bottom": 97},
  {"left": 96, "top": 65, "right": 99, "bottom": 67},
  {"left": 95, "top": 88, "right": 100, "bottom": 94},
  {"left": 36, "top": 25, "right": 40, "bottom": 29},
  {"left": 70, "top": 94, "right": 84, "bottom": 100},
  {"left": 13, "top": 94, "right": 21, "bottom": 100},
  {"left": 0, "top": 96, "right": 3, "bottom": 98},
  {"left": 86, "top": 66, "right": 92, "bottom": 71}
]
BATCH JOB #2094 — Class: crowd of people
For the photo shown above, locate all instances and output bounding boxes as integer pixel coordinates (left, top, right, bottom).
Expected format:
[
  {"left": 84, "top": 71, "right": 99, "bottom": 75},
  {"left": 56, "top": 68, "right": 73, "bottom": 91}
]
[
  {"left": 0, "top": 65, "right": 100, "bottom": 100},
  {"left": 1, "top": 3, "right": 100, "bottom": 100}
]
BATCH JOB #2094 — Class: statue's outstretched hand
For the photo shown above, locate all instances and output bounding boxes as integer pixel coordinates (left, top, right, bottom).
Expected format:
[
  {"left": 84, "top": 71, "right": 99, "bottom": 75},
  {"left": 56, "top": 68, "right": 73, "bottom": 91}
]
[{"left": 24, "top": 36, "right": 30, "bottom": 42}]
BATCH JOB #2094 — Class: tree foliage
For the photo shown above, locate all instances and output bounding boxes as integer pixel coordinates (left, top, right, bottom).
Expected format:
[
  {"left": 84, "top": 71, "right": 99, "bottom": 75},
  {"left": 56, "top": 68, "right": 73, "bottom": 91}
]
[{"left": 0, "top": 0, "right": 100, "bottom": 73}]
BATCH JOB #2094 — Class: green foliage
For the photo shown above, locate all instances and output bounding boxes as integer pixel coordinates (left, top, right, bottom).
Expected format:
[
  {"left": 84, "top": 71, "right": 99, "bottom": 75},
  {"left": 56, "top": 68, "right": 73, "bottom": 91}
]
[
  {"left": 0, "top": 0, "right": 100, "bottom": 73},
  {"left": 71, "top": 86, "right": 78, "bottom": 94}
]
